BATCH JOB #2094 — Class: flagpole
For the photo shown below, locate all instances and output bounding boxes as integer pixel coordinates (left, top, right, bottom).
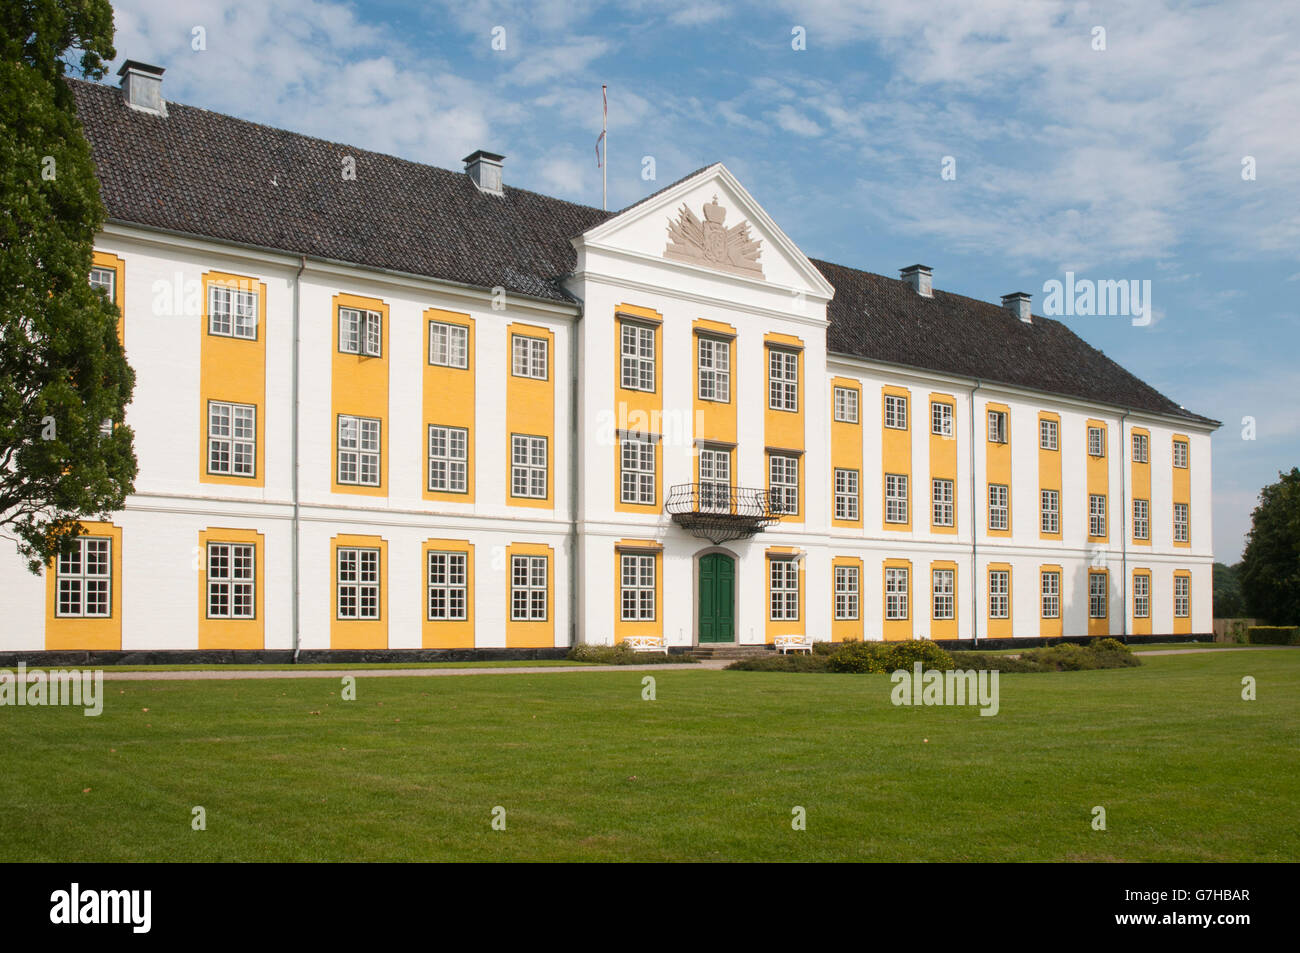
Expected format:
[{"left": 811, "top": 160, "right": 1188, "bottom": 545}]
[{"left": 602, "top": 84, "right": 608, "bottom": 211}]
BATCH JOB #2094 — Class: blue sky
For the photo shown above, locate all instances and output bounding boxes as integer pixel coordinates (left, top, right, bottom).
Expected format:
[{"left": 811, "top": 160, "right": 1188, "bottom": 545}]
[{"left": 105, "top": 0, "right": 1299, "bottom": 562}]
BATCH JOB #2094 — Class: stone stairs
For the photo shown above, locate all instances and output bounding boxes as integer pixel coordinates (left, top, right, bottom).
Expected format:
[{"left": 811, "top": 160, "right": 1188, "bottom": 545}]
[{"left": 688, "top": 644, "right": 775, "bottom": 661}]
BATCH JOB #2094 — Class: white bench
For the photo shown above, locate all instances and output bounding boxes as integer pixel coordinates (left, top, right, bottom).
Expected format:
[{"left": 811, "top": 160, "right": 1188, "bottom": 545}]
[
  {"left": 624, "top": 636, "right": 669, "bottom": 655},
  {"left": 774, "top": 634, "right": 812, "bottom": 654}
]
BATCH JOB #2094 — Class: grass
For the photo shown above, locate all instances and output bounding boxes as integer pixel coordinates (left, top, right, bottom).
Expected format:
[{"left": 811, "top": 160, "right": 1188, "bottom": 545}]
[{"left": 1, "top": 650, "right": 1296, "bottom": 861}]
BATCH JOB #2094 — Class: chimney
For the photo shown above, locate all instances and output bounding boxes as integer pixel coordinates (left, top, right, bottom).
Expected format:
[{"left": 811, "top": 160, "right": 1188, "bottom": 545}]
[
  {"left": 1002, "top": 292, "right": 1033, "bottom": 323},
  {"left": 117, "top": 60, "right": 166, "bottom": 116},
  {"left": 463, "top": 150, "right": 505, "bottom": 196},
  {"left": 900, "top": 264, "right": 933, "bottom": 297}
]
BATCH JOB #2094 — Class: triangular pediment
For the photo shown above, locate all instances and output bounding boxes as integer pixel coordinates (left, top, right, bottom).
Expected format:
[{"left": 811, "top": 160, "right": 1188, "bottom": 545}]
[{"left": 575, "top": 164, "right": 835, "bottom": 300}]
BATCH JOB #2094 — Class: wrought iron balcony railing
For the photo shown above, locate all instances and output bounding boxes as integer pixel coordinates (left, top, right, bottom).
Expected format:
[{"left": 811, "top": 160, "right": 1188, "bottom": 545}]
[{"left": 665, "top": 483, "right": 787, "bottom": 544}]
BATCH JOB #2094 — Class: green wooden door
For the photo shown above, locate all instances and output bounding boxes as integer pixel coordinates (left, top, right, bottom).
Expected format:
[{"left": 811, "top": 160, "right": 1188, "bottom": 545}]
[{"left": 698, "top": 554, "right": 735, "bottom": 643}]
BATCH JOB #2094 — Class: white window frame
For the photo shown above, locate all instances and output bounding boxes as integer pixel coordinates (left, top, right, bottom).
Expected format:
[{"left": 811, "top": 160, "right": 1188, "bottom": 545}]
[
  {"left": 620, "top": 553, "right": 655, "bottom": 621},
  {"left": 1088, "top": 425, "right": 1105, "bottom": 457},
  {"left": 834, "top": 386, "right": 859, "bottom": 423},
  {"left": 89, "top": 266, "right": 116, "bottom": 301},
  {"left": 1041, "top": 570, "right": 1061, "bottom": 619},
  {"left": 989, "top": 484, "right": 1009, "bottom": 531},
  {"left": 55, "top": 536, "right": 112, "bottom": 618},
  {"left": 339, "top": 306, "right": 382, "bottom": 357},
  {"left": 1173, "top": 440, "right": 1189, "bottom": 469},
  {"left": 337, "top": 547, "right": 380, "bottom": 620},
  {"left": 884, "top": 394, "right": 908, "bottom": 430},
  {"left": 1089, "top": 571, "right": 1108, "bottom": 619},
  {"left": 1133, "top": 573, "right": 1150, "bottom": 619},
  {"left": 1089, "top": 493, "right": 1107, "bottom": 537},
  {"left": 427, "top": 425, "right": 468, "bottom": 493},
  {"left": 1041, "top": 489, "right": 1060, "bottom": 534},
  {"left": 1132, "top": 432, "right": 1149, "bottom": 464},
  {"left": 833, "top": 468, "right": 859, "bottom": 521},
  {"left": 768, "top": 348, "right": 798, "bottom": 412},
  {"left": 338, "top": 414, "right": 381, "bottom": 487},
  {"left": 427, "top": 551, "right": 468, "bottom": 621},
  {"left": 932, "top": 478, "right": 955, "bottom": 527},
  {"left": 834, "top": 565, "right": 859, "bottom": 621},
  {"left": 620, "top": 435, "right": 656, "bottom": 505},
  {"left": 885, "top": 567, "right": 909, "bottom": 620},
  {"left": 511, "top": 434, "right": 548, "bottom": 499},
  {"left": 1173, "top": 502, "right": 1189, "bottom": 542},
  {"left": 699, "top": 446, "right": 731, "bottom": 513},
  {"left": 208, "top": 400, "right": 257, "bottom": 478},
  {"left": 208, "top": 285, "right": 258, "bottom": 340},
  {"left": 769, "top": 454, "right": 799, "bottom": 515},
  {"left": 428, "top": 321, "right": 469, "bottom": 369},
  {"left": 987, "top": 410, "right": 1008, "bottom": 444},
  {"left": 206, "top": 542, "right": 255, "bottom": 620},
  {"left": 989, "top": 570, "right": 1010, "bottom": 619},
  {"left": 931, "top": 401, "right": 953, "bottom": 437},
  {"left": 1133, "top": 498, "right": 1150, "bottom": 540},
  {"left": 1040, "top": 418, "right": 1058, "bottom": 450},
  {"left": 769, "top": 558, "right": 799, "bottom": 621},
  {"left": 1174, "top": 574, "right": 1190, "bottom": 618},
  {"left": 885, "top": 473, "right": 908, "bottom": 524},
  {"left": 932, "top": 569, "right": 955, "bottom": 621},
  {"left": 697, "top": 336, "right": 730, "bottom": 402},
  {"left": 620, "top": 322, "right": 655, "bottom": 392},
  {"left": 511, "top": 334, "right": 548, "bottom": 380},
  {"left": 511, "top": 555, "right": 548, "bottom": 621}
]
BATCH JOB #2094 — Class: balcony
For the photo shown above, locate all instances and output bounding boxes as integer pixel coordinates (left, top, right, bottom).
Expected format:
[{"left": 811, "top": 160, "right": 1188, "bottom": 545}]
[{"left": 665, "top": 483, "right": 787, "bottom": 544}]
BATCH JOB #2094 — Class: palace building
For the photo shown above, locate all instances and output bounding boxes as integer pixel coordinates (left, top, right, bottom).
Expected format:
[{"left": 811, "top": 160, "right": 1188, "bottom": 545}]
[{"left": 0, "top": 62, "right": 1218, "bottom": 652}]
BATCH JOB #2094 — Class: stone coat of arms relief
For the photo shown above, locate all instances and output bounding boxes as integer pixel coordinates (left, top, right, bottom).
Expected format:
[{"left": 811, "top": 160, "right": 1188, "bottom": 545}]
[{"left": 663, "top": 194, "right": 764, "bottom": 278}]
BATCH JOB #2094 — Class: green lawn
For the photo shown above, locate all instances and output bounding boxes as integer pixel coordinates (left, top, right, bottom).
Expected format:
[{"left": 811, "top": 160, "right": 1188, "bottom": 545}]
[{"left": 2, "top": 650, "right": 1296, "bottom": 861}]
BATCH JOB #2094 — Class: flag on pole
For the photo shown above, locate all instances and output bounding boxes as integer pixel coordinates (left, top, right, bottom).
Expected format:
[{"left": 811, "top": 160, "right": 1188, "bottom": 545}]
[{"left": 596, "top": 85, "right": 607, "bottom": 168}]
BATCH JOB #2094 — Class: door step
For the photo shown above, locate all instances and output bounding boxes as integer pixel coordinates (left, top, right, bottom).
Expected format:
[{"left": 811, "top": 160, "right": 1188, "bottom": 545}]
[{"left": 689, "top": 645, "right": 775, "bottom": 660}]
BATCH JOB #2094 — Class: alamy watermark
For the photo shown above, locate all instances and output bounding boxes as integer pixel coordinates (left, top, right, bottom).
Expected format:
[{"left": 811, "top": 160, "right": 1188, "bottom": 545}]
[
  {"left": 1042, "top": 271, "right": 1152, "bottom": 327},
  {"left": 890, "top": 662, "right": 999, "bottom": 716},
  {"left": 0, "top": 663, "right": 104, "bottom": 716}
]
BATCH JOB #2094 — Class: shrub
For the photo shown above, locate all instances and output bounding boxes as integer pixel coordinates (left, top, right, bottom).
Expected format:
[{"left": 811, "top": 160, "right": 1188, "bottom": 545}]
[
  {"left": 949, "top": 651, "right": 1042, "bottom": 673},
  {"left": 1090, "top": 638, "right": 1132, "bottom": 655},
  {"left": 824, "top": 640, "right": 881, "bottom": 673},
  {"left": 566, "top": 643, "right": 698, "bottom": 664},
  {"left": 878, "top": 639, "right": 956, "bottom": 672},
  {"left": 726, "top": 654, "right": 829, "bottom": 672},
  {"left": 1246, "top": 626, "right": 1300, "bottom": 645}
]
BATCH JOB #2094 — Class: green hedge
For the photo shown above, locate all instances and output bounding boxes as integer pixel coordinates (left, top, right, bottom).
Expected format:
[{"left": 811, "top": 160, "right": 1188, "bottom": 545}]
[
  {"left": 566, "top": 643, "right": 699, "bottom": 664},
  {"left": 1246, "top": 626, "right": 1300, "bottom": 645}
]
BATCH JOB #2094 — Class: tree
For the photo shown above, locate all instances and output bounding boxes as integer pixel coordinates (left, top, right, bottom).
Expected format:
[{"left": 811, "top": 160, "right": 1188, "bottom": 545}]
[
  {"left": 1212, "top": 561, "right": 1245, "bottom": 618},
  {"left": 0, "top": 0, "right": 136, "bottom": 572},
  {"left": 1240, "top": 468, "right": 1300, "bottom": 625}
]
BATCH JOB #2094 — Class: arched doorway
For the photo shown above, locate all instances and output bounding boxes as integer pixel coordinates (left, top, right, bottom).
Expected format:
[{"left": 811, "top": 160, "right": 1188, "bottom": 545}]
[{"left": 697, "top": 550, "right": 736, "bottom": 644}]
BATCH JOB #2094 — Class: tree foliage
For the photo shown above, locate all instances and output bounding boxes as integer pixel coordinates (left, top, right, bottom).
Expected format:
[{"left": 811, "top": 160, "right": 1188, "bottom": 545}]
[
  {"left": 1240, "top": 467, "right": 1300, "bottom": 625},
  {"left": 0, "top": 0, "right": 136, "bottom": 572},
  {"left": 1212, "top": 561, "right": 1245, "bottom": 618}
]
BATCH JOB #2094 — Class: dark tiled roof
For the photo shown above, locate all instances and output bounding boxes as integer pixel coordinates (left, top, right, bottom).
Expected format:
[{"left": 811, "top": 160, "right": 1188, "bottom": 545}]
[
  {"left": 71, "top": 78, "right": 1214, "bottom": 425},
  {"left": 814, "top": 259, "right": 1218, "bottom": 425},
  {"left": 70, "top": 78, "right": 611, "bottom": 303}
]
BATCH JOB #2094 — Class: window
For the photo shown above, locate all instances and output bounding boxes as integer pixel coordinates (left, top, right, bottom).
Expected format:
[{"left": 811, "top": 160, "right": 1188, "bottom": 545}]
[
  {"left": 208, "top": 401, "right": 256, "bottom": 477},
  {"left": 510, "top": 555, "right": 548, "bottom": 621},
  {"left": 834, "top": 566, "right": 859, "bottom": 620},
  {"left": 339, "top": 306, "right": 381, "bottom": 356},
  {"left": 987, "top": 410, "right": 1008, "bottom": 443},
  {"left": 989, "top": 484, "right": 1009, "bottom": 531},
  {"left": 511, "top": 434, "right": 548, "bottom": 499},
  {"left": 1041, "top": 489, "right": 1060, "bottom": 534},
  {"left": 1133, "top": 499, "right": 1149, "bottom": 540},
  {"left": 427, "top": 551, "right": 467, "bottom": 621},
  {"left": 989, "top": 570, "right": 1010, "bottom": 619},
  {"left": 834, "top": 468, "right": 859, "bottom": 521},
  {"left": 620, "top": 322, "right": 655, "bottom": 392},
  {"left": 885, "top": 567, "right": 909, "bottom": 620},
  {"left": 89, "top": 266, "right": 116, "bottom": 300},
  {"left": 884, "top": 394, "right": 908, "bottom": 430},
  {"left": 427, "top": 425, "right": 468, "bottom": 493},
  {"left": 337, "top": 415, "right": 381, "bottom": 486},
  {"left": 337, "top": 547, "right": 380, "bottom": 620},
  {"left": 768, "top": 348, "right": 798, "bottom": 411},
  {"left": 885, "top": 473, "right": 909, "bottom": 524},
  {"left": 620, "top": 554, "right": 655, "bottom": 621},
  {"left": 932, "top": 569, "right": 955, "bottom": 621},
  {"left": 699, "top": 447, "right": 731, "bottom": 513},
  {"left": 931, "top": 401, "right": 954, "bottom": 437},
  {"left": 1041, "top": 570, "right": 1061, "bottom": 619},
  {"left": 206, "top": 542, "right": 254, "bottom": 619},
  {"left": 209, "top": 285, "right": 258, "bottom": 340},
  {"left": 769, "top": 454, "right": 799, "bottom": 515},
  {"left": 429, "top": 321, "right": 468, "bottom": 368},
  {"left": 511, "top": 334, "right": 548, "bottom": 379},
  {"left": 698, "top": 337, "right": 730, "bottom": 402},
  {"left": 834, "top": 386, "right": 859, "bottom": 423},
  {"left": 1089, "top": 571, "right": 1108, "bottom": 619},
  {"left": 1133, "top": 574, "right": 1150, "bottom": 619},
  {"left": 1132, "top": 432, "right": 1148, "bottom": 463},
  {"left": 1089, "top": 494, "right": 1107, "bottom": 537},
  {"left": 1040, "top": 418, "right": 1058, "bottom": 450},
  {"left": 932, "top": 479, "right": 955, "bottom": 527},
  {"left": 55, "top": 537, "right": 111, "bottom": 618},
  {"left": 620, "top": 436, "right": 655, "bottom": 505},
  {"left": 770, "top": 559, "right": 799, "bottom": 621},
  {"left": 1087, "top": 425, "right": 1105, "bottom": 457},
  {"left": 1173, "top": 440, "right": 1189, "bottom": 469},
  {"left": 1173, "top": 503, "right": 1189, "bottom": 542},
  {"left": 1174, "top": 574, "right": 1190, "bottom": 618}
]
